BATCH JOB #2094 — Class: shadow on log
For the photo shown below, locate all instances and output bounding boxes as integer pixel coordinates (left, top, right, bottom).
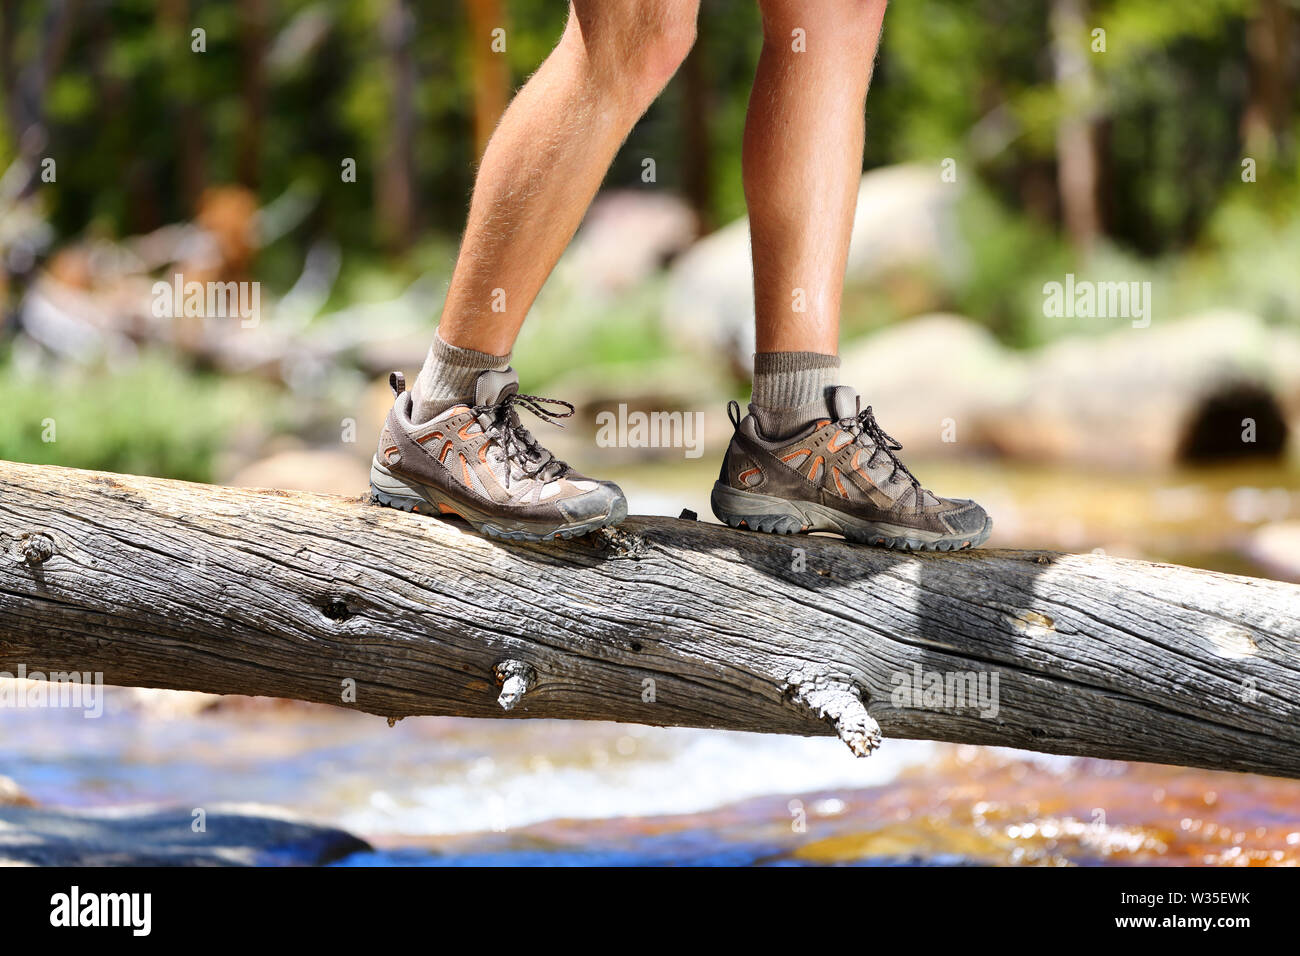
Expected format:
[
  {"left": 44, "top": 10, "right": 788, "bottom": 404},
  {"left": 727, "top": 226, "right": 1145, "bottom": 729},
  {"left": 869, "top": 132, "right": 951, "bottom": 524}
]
[{"left": 1, "top": 459, "right": 1298, "bottom": 777}]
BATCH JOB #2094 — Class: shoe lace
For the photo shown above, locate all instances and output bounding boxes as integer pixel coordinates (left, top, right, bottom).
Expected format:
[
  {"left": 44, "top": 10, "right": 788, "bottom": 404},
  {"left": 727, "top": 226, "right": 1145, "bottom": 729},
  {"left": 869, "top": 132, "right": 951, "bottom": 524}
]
[
  {"left": 472, "top": 392, "right": 576, "bottom": 488},
  {"left": 839, "top": 399, "right": 924, "bottom": 508}
]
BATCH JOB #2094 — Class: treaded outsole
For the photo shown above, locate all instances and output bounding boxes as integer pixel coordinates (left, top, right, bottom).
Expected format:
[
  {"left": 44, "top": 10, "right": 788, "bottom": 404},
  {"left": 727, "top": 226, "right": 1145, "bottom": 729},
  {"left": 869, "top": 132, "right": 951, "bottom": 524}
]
[
  {"left": 717, "top": 510, "right": 993, "bottom": 551},
  {"left": 372, "top": 477, "right": 990, "bottom": 551},
  {"left": 369, "top": 486, "right": 627, "bottom": 543},
  {"left": 712, "top": 481, "right": 994, "bottom": 552}
]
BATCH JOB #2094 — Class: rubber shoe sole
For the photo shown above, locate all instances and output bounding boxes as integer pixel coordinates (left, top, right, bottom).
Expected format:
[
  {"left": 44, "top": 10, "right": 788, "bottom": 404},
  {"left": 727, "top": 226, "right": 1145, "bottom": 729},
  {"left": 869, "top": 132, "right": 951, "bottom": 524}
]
[
  {"left": 369, "top": 459, "right": 627, "bottom": 542},
  {"left": 710, "top": 481, "right": 992, "bottom": 552}
]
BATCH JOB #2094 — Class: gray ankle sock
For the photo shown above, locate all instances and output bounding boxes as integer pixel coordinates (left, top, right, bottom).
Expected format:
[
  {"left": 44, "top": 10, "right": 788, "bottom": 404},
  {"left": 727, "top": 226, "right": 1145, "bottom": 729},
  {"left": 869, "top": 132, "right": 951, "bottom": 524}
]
[
  {"left": 750, "top": 351, "right": 839, "bottom": 437},
  {"left": 411, "top": 329, "right": 511, "bottom": 423}
]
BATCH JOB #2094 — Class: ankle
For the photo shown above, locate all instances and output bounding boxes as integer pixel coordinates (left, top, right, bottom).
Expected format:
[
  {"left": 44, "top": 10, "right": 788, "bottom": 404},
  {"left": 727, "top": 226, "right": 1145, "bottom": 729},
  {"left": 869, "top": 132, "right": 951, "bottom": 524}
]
[
  {"left": 411, "top": 328, "right": 511, "bottom": 423},
  {"left": 750, "top": 350, "right": 838, "bottom": 416}
]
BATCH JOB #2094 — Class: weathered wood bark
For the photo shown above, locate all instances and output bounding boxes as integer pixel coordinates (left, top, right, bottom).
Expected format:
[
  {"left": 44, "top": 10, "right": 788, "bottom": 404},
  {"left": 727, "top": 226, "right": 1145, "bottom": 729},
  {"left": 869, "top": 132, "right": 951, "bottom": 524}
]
[{"left": 2, "top": 459, "right": 1298, "bottom": 777}]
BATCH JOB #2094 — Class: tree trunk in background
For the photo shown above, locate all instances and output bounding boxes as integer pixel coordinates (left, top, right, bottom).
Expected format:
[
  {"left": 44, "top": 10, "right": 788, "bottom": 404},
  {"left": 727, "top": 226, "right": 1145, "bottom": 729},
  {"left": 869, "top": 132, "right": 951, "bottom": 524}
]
[
  {"left": 236, "top": 0, "right": 266, "bottom": 191},
  {"left": 0, "top": 0, "right": 19, "bottom": 150},
  {"left": 680, "top": 22, "right": 712, "bottom": 236},
  {"left": 465, "top": 0, "right": 509, "bottom": 162},
  {"left": 158, "top": 0, "right": 206, "bottom": 213},
  {"left": 2, "top": 0, "right": 75, "bottom": 199},
  {"left": 378, "top": 0, "right": 416, "bottom": 253},
  {"left": 1243, "top": 0, "right": 1295, "bottom": 163},
  {"left": 1051, "top": 0, "right": 1101, "bottom": 257}
]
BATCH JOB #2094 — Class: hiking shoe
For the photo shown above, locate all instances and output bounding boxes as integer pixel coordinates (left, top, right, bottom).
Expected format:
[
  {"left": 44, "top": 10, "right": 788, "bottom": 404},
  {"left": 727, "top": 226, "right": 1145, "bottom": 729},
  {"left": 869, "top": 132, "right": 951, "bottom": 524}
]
[
  {"left": 711, "top": 386, "right": 992, "bottom": 551},
  {"left": 370, "top": 369, "right": 627, "bottom": 541}
]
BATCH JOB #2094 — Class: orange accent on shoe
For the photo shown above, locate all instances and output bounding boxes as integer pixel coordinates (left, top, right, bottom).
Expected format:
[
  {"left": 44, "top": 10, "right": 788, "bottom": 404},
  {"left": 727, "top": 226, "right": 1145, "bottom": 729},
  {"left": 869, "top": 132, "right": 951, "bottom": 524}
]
[
  {"left": 852, "top": 448, "right": 877, "bottom": 488},
  {"left": 808, "top": 455, "right": 825, "bottom": 483},
  {"left": 457, "top": 420, "right": 479, "bottom": 441},
  {"left": 415, "top": 430, "right": 445, "bottom": 445},
  {"left": 737, "top": 467, "right": 761, "bottom": 485},
  {"left": 827, "top": 430, "right": 852, "bottom": 452},
  {"left": 815, "top": 419, "right": 832, "bottom": 429},
  {"left": 459, "top": 453, "right": 472, "bottom": 484},
  {"left": 781, "top": 449, "right": 811, "bottom": 463},
  {"left": 436, "top": 503, "right": 462, "bottom": 517},
  {"left": 439, "top": 442, "right": 452, "bottom": 464},
  {"left": 832, "top": 466, "right": 847, "bottom": 497},
  {"left": 478, "top": 443, "right": 490, "bottom": 464},
  {"left": 383, "top": 445, "right": 400, "bottom": 465}
]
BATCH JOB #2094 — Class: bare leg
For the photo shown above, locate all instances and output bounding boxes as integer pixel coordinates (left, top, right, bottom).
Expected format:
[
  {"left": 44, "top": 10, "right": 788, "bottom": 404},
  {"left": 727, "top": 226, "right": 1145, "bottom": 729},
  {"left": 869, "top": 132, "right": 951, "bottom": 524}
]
[
  {"left": 714, "top": 1, "right": 992, "bottom": 551},
  {"left": 437, "top": 0, "right": 698, "bottom": 355},
  {"left": 379, "top": 1, "right": 699, "bottom": 533},
  {"left": 745, "top": 0, "right": 888, "bottom": 355}
]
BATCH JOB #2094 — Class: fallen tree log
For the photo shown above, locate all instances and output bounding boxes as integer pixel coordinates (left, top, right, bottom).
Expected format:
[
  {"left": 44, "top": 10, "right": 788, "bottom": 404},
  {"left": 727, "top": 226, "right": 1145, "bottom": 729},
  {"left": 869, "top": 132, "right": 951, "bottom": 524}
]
[{"left": 2, "top": 458, "right": 1298, "bottom": 777}]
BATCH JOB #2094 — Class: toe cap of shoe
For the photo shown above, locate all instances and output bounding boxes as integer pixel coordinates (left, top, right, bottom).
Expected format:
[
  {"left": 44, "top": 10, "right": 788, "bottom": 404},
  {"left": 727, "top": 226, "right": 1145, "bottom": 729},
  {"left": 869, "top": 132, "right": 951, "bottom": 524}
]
[
  {"left": 557, "top": 480, "right": 628, "bottom": 524},
  {"left": 940, "top": 498, "right": 990, "bottom": 536}
]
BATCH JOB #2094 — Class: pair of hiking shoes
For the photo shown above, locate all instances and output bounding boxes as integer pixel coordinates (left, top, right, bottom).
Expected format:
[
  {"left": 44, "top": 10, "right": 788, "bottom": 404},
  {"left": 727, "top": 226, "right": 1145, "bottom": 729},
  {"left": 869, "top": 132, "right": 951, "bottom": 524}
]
[{"left": 370, "top": 368, "right": 992, "bottom": 550}]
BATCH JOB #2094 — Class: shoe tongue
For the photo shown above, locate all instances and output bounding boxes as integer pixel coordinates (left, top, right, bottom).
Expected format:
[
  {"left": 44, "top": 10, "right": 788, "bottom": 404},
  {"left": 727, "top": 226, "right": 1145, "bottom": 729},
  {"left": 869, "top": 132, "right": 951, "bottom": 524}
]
[
  {"left": 827, "top": 385, "right": 858, "bottom": 422},
  {"left": 474, "top": 367, "right": 518, "bottom": 406}
]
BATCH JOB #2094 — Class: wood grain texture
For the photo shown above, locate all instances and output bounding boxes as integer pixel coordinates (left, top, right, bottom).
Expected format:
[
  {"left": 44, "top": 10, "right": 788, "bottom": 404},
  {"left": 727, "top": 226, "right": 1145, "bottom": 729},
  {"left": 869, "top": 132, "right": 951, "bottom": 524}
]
[{"left": 2, "top": 458, "right": 1298, "bottom": 776}]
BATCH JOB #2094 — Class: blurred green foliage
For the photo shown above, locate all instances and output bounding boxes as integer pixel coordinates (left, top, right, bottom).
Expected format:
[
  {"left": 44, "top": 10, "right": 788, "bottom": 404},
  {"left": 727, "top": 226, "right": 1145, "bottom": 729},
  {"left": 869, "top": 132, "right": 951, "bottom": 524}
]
[
  {"left": 0, "top": 351, "right": 281, "bottom": 481},
  {"left": 3, "top": 0, "right": 1291, "bottom": 267},
  {"left": 1, "top": 0, "right": 1297, "bottom": 478}
]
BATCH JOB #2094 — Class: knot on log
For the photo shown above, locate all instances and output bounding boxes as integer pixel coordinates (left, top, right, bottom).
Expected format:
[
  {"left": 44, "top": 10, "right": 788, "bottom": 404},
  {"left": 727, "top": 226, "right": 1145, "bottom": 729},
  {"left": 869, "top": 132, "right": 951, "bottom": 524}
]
[
  {"left": 322, "top": 599, "right": 353, "bottom": 622},
  {"left": 785, "top": 672, "right": 882, "bottom": 758},
  {"left": 20, "top": 532, "right": 55, "bottom": 566},
  {"left": 494, "top": 660, "right": 536, "bottom": 711}
]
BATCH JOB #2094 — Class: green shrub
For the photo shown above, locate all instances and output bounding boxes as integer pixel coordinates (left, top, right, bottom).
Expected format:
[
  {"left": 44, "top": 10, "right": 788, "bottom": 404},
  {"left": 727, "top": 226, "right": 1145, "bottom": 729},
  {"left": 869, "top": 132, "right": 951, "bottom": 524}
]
[{"left": 0, "top": 353, "right": 282, "bottom": 482}]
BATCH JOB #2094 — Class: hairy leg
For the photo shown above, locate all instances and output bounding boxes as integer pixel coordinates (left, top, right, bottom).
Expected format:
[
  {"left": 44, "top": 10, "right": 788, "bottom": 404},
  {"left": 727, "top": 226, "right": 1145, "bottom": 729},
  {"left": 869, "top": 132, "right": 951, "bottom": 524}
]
[
  {"left": 436, "top": 0, "right": 699, "bottom": 355},
  {"left": 715, "top": 0, "right": 992, "bottom": 552},
  {"left": 745, "top": 0, "right": 888, "bottom": 355}
]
